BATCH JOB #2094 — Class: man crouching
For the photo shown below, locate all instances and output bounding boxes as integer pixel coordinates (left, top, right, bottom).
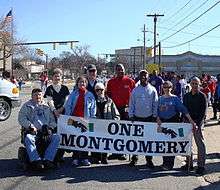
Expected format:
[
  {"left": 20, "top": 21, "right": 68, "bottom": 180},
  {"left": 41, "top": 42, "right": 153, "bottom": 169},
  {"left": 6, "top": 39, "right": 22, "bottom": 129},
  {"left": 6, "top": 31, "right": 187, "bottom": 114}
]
[{"left": 18, "top": 88, "right": 60, "bottom": 170}]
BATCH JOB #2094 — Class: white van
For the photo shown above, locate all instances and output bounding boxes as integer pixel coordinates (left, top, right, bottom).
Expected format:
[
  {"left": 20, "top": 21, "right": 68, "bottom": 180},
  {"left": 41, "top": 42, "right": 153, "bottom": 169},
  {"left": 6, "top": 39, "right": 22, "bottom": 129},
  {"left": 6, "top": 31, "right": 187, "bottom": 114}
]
[{"left": 0, "top": 78, "right": 21, "bottom": 121}]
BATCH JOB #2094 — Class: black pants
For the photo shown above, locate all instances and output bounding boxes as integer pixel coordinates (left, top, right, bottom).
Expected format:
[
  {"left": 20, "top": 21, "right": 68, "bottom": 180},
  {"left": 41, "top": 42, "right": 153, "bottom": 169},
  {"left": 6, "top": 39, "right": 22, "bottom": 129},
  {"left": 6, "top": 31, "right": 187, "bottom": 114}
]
[
  {"left": 160, "top": 114, "right": 180, "bottom": 168},
  {"left": 72, "top": 151, "right": 88, "bottom": 160},
  {"left": 212, "top": 101, "right": 220, "bottom": 118},
  {"left": 131, "top": 115, "right": 155, "bottom": 163},
  {"left": 91, "top": 152, "right": 108, "bottom": 161}
]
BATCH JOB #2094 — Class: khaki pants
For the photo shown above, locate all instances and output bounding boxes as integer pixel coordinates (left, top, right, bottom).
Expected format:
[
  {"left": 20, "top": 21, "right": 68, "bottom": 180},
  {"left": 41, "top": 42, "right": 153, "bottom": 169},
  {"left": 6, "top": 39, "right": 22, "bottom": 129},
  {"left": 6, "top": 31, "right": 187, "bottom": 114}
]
[{"left": 187, "top": 125, "right": 206, "bottom": 168}]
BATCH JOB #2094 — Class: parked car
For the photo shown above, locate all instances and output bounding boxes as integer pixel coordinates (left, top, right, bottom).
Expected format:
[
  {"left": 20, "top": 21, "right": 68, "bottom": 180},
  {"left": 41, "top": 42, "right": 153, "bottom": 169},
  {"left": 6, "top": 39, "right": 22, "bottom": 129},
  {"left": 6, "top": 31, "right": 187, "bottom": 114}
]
[{"left": 0, "top": 78, "right": 21, "bottom": 121}]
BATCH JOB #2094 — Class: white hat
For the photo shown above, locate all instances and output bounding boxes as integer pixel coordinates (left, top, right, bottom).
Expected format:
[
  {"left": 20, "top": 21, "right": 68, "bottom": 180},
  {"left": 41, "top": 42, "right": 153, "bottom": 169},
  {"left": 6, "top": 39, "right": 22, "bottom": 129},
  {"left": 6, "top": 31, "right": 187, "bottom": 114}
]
[{"left": 95, "top": 82, "right": 105, "bottom": 90}]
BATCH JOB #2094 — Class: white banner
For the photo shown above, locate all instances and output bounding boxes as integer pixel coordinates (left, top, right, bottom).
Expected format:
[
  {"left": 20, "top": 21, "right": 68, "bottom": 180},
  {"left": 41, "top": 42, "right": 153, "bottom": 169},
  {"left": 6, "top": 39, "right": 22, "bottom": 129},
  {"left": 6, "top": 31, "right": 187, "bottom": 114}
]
[{"left": 57, "top": 115, "right": 192, "bottom": 156}]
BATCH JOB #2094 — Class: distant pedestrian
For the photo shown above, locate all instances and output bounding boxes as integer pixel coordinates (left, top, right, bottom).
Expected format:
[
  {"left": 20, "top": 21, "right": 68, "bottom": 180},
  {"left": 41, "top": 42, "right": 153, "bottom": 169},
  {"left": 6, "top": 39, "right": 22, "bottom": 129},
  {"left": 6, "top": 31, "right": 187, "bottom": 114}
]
[
  {"left": 211, "top": 74, "right": 220, "bottom": 121},
  {"left": 18, "top": 78, "right": 23, "bottom": 91},
  {"left": 149, "top": 70, "right": 164, "bottom": 96}
]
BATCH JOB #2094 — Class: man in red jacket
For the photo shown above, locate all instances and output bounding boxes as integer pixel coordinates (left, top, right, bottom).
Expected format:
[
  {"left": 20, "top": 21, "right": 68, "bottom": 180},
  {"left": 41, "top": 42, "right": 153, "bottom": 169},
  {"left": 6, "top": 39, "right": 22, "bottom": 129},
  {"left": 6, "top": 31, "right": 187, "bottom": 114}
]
[{"left": 107, "top": 64, "right": 135, "bottom": 160}]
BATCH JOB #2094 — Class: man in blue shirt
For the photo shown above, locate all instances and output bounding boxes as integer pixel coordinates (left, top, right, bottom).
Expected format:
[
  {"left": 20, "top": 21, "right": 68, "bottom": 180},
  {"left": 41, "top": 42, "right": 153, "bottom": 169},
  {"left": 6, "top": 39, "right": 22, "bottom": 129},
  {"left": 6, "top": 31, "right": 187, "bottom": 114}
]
[
  {"left": 149, "top": 70, "right": 163, "bottom": 96},
  {"left": 128, "top": 70, "right": 158, "bottom": 168}
]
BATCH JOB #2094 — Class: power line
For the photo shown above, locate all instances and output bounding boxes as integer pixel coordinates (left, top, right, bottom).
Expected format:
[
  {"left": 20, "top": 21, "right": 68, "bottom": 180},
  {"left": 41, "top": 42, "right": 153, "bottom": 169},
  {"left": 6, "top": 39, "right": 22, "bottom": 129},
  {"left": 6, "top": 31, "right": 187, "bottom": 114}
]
[
  {"left": 163, "top": 23, "right": 220, "bottom": 48},
  {"left": 161, "top": 0, "right": 193, "bottom": 24},
  {"left": 160, "top": 0, "right": 209, "bottom": 38},
  {"left": 163, "top": 40, "right": 220, "bottom": 49},
  {"left": 158, "top": 26, "right": 220, "bottom": 39},
  {"left": 161, "top": 0, "right": 219, "bottom": 42}
]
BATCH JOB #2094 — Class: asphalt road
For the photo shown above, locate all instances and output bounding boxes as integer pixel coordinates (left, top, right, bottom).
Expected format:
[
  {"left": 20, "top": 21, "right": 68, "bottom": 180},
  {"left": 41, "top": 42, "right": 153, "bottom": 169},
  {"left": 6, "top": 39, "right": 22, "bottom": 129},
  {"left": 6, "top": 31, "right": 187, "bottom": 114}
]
[{"left": 0, "top": 85, "right": 205, "bottom": 190}]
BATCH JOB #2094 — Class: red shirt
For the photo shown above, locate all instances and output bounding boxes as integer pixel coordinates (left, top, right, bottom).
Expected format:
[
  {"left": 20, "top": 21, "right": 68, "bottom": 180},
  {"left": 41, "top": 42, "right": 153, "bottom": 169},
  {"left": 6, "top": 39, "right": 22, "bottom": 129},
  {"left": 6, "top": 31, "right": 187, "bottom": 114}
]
[
  {"left": 107, "top": 76, "right": 135, "bottom": 108},
  {"left": 207, "top": 80, "right": 216, "bottom": 95},
  {"left": 201, "top": 87, "right": 210, "bottom": 97}
]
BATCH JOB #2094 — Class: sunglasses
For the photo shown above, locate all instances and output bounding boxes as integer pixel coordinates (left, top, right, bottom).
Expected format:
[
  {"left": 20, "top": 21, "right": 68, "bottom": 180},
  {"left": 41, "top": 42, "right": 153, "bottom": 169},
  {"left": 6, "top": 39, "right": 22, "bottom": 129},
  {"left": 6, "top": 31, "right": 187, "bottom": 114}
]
[
  {"left": 163, "top": 86, "right": 171, "bottom": 88},
  {"left": 191, "top": 83, "right": 199, "bottom": 85},
  {"left": 96, "top": 89, "right": 104, "bottom": 92},
  {"left": 89, "top": 69, "right": 96, "bottom": 72}
]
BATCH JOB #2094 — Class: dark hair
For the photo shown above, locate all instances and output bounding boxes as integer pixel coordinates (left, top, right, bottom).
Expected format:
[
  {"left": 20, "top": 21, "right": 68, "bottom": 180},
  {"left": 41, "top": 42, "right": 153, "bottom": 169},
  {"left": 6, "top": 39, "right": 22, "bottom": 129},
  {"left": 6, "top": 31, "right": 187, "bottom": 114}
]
[
  {"left": 32, "top": 88, "right": 42, "bottom": 95},
  {"left": 52, "top": 68, "right": 62, "bottom": 76},
  {"left": 139, "top": 70, "right": 148, "bottom": 75}
]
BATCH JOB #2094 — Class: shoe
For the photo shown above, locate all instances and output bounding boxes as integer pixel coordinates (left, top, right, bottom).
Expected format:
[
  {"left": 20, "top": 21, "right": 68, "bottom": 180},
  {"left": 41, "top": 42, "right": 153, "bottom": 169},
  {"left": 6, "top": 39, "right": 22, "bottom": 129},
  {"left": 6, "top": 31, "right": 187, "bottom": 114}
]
[
  {"left": 81, "top": 159, "right": 91, "bottom": 166},
  {"left": 128, "top": 160, "right": 137, "bottom": 167},
  {"left": 44, "top": 160, "right": 55, "bottom": 169},
  {"left": 118, "top": 155, "right": 127, "bottom": 160},
  {"left": 101, "top": 158, "right": 108, "bottom": 164},
  {"left": 210, "top": 116, "right": 217, "bottom": 120},
  {"left": 146, "top": 161, "right": 154, "bottom": 169},
  {"left": 180, "top": 164, "right": 193, "bottom": 171},
  {"left": 90, "top": 158, "right": 101, "bottom": 164},
  {"left": 195, "top": 167, "right": 205, "bottom": 175},
  {"left": 72, "top": 159, "right": 79, "bottom": 166},
  {"left": 31, "top": 160, "right": 44, "bottom": 170},
  {"left": 160, "top": 164, "right": 173, "bottom": 171},
  {"left": 108, "top": 154, "right": 119, "bottom": 160}
]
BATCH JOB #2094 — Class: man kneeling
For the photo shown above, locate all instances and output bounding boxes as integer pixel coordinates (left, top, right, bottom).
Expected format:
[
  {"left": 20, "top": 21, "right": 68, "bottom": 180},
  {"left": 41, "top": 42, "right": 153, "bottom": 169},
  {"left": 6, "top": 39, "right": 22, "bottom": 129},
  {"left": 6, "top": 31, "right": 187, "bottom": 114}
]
[{"left": 18, "top": 88, "right": 60, "bottom": 170}]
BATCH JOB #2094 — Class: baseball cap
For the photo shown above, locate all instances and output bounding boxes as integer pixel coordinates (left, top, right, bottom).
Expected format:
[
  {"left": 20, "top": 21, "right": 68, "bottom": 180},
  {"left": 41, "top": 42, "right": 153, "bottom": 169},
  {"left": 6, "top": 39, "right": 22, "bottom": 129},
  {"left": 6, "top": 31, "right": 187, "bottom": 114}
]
[{"left": 87, "top": 64, "right": 96, "bottom": 71}]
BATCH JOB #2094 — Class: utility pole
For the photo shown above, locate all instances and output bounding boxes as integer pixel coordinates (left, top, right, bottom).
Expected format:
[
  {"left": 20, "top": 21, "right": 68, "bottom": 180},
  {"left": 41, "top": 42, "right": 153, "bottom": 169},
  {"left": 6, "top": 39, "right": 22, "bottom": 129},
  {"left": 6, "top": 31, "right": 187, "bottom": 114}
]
[
  {"left": 143, "top": 24, "right": 146, "bottom": 69},
  {"left": 158, "top": 42, "right": 161, "bottom": 73},
  {"left": 147, "top": 14, "right": 164, "bottom": 64},
  {"left": 45, "top": 54, "right": 48, "bottom": 69}
]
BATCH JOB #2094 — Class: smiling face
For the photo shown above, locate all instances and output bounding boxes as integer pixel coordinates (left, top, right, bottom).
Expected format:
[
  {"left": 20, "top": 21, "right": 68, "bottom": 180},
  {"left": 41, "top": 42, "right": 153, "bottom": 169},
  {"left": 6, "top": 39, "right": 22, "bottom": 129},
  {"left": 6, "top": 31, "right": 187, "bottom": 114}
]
[
  {"left": 87, "top": 69, "right": 97, "bottom": 80},
  {"left": 139, "top": 72, "right": 148, "bottom": 86},
  {"left": 52, "top": 73, "right": 61, "bottom": 84},
  {"left": 32, "top": 91, "right": 43, "bottom": 104},
  {"left": 77, "top": 78, "right": 87, "bottom": 89},
  {"left": 116, "top": 64, "right": 125, "bottom": 78}
]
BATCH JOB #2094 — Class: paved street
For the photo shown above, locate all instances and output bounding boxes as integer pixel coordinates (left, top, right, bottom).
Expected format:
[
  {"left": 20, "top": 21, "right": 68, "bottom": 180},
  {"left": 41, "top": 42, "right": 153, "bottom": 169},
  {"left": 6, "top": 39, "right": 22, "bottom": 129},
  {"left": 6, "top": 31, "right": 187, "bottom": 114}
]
[{"left": 0, "top": 84, "right": 219, "bottom": 190}]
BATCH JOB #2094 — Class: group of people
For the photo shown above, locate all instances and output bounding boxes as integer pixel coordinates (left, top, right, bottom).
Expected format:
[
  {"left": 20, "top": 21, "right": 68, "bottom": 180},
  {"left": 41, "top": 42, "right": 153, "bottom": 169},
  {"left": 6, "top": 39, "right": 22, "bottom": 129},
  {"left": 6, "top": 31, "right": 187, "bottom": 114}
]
[{"left": 18, "top": 64, "right": 207, "bottom": 175}]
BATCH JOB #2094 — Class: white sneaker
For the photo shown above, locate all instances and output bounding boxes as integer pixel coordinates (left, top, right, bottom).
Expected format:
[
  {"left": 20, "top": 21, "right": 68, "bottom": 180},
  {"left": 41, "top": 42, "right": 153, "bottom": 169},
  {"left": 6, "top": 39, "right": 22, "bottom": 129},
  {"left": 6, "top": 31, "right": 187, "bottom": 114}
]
[{"left": 72, "top": 159, "right": 79, "bottom": 166}]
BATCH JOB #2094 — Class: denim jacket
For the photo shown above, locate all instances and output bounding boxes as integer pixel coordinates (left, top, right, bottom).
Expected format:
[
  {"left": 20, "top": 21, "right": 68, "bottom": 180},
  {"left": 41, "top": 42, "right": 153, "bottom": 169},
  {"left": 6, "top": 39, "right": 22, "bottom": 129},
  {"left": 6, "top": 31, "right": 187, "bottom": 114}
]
[
  {"left": 64, "top": 89, "right": 96, "bottom": 118},
  {"left": 18, "top": 100, "right": 56, "bottom": 130}
]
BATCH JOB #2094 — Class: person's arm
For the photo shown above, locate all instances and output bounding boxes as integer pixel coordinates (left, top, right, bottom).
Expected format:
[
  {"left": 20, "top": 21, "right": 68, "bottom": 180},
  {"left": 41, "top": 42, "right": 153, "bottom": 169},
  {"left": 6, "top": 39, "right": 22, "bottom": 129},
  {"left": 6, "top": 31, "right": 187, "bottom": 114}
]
[
  {"left": 18, "top": 104, "right": 33, "bottom": 129},
  {"left": 198, "top": 93, "right": 208, "bottom": 122},
  {"left": 128, "top": 91, "right": 135, "bottom": 119},
  {"left": 152, "top": 90, "right": 159, "bottom": 118},
  {"left": 90, "top": 99, "right": 96, "bottom": 118},
  {"left": 106, "top": 80, "right": 112, "bottom": 98},
  {"left": 64, "top": 91, "right": 75, "bottom": 115},
  {"left": 48, "top": 108, "right": 57, "bottom": 130},
  {"left": 111, "top": 101, "right": 120, "bottom": 120}
]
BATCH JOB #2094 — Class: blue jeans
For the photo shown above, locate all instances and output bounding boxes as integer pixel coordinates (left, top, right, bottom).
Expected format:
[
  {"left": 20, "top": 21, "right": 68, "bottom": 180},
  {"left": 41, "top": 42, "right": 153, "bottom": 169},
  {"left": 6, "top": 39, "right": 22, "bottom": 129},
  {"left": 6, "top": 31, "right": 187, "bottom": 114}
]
[{"left": 24, "top": 133, "right": 60, "bottom": 162}]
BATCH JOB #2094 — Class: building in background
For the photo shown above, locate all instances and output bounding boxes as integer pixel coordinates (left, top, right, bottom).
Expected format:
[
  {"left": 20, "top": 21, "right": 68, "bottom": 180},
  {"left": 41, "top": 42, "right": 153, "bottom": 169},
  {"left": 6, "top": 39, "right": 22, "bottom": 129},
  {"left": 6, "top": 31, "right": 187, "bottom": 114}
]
[
  {"left": 148, "top": 51, "right": 220, "bottom": 78},
  {"left": 115, "top": 47, "right": 220, "bottom": 78},
  {"left": 115, "top": 46, "right": 152, "bottom": 75}
]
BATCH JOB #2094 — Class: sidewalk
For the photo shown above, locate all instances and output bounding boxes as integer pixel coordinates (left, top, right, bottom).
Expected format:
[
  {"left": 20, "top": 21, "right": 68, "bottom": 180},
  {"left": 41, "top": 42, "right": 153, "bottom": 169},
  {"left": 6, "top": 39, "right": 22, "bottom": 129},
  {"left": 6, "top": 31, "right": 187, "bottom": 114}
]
[{"left": 193, "top": 107, "right": 220, "bottom": 188}]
